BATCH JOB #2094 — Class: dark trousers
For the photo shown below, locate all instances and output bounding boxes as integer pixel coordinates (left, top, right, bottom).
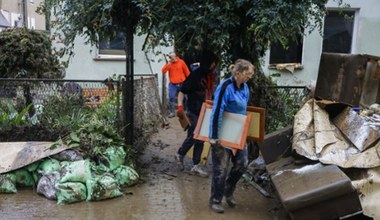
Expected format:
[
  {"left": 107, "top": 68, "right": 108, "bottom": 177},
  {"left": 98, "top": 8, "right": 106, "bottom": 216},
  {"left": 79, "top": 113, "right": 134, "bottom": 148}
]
[
  {"left": 177, "top": 111, "right": 203, "bottom": 165},
  {"left": 210, "top": 144, "right": 248, "bottom": 204}
]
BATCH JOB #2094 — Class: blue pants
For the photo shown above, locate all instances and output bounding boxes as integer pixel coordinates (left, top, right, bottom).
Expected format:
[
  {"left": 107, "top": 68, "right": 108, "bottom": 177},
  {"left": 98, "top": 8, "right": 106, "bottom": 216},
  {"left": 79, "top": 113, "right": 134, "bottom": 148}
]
[
  {"left": 168, "top": 83, "right": 182, "bottom": 114},
  {"left": 177, "top": 111, "right": 203, "bottom": 165},
  {"left": 210, "top": 144, "right": 248, "bottom": 204}
]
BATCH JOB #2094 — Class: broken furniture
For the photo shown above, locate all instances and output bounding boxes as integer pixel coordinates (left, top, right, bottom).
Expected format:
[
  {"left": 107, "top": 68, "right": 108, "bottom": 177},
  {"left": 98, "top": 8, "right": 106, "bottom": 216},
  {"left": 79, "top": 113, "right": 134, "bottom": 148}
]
[
  {"left": 259, "top": 127, "right": 363, "bottom": 219},
  {"left": 267, "top": 157, "right": 362, "bottom": 220},
  {"left": 315, "top": 53, "right": 380, "bottom": 108}
]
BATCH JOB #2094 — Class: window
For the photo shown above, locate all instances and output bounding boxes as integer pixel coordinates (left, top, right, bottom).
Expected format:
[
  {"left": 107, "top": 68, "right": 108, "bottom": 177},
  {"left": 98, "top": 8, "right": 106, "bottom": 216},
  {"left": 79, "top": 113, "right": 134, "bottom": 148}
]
[
  {"left": 322, "top": 10, "right": 355, "bottom": 53},
  {"left": 269, "top": 34, "right": 303, "bottom": 65},
  {"left": 98, "top": 32, "right": 125, "bottom": 56}
]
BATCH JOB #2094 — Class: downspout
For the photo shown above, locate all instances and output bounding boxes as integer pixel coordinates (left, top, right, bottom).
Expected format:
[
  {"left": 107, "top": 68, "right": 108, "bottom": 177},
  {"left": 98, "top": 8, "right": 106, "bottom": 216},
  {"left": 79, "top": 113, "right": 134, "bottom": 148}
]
[{"left": 21, "top": 0, "right": 28, "bottom": 28}]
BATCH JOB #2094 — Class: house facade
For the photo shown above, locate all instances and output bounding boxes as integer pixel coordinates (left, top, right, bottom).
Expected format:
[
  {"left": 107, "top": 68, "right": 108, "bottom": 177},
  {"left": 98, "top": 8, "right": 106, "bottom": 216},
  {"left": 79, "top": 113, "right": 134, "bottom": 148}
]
[
  {"left": 64, "top": 0, "right": 380, "bottom": 88},
  {"left": 262, "top": 0, "right": 380, "bottom": 86},
  {"left": 2, "top": 1, "right": 379, "bottom": 88}
]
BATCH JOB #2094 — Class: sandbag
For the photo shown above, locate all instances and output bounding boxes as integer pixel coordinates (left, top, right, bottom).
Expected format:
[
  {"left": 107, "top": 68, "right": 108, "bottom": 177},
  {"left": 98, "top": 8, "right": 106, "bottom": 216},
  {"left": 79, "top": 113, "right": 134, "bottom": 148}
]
[
  {"left": 112, "top": 165, "right": 139, "bottom": 187},
  {"left": 38, "top": 158, "right": 61, "bottom": 175},
  {"left": 98, "top": 146, "right": 126, "bottom": 172},
  {"left": 59, "top": 160, "right": 92, "bottom": 184},
  {"left": 25, "top": 161, "right": 41, "bottom": 172},
  {"left": 86, "top": 173, "right": 122, "bottom": 201},
  {"left": 14, "top": 168, "right": 34, "bottom": 187},
  {"left": 55, "top": 182, "right": 87, "bottom": 204},
  {"left": 37, "top": 172, "right": 60, "bottom": 200},
  {"left": 0, "top": 173, "right": 17, "bottom": 193}
]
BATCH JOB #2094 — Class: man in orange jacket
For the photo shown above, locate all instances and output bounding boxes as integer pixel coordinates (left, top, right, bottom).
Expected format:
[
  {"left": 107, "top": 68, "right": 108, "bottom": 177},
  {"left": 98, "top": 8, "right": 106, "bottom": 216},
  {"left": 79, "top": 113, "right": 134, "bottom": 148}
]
[{"left": 162, "top": 52, "right": 190, "bottom": 117}]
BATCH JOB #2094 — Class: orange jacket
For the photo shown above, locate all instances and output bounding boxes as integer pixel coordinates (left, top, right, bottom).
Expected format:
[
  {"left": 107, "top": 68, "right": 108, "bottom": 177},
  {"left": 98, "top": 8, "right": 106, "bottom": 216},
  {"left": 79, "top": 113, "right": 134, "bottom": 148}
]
[{"left": 161, "top": 57, "right": 190, "bottom": 84}]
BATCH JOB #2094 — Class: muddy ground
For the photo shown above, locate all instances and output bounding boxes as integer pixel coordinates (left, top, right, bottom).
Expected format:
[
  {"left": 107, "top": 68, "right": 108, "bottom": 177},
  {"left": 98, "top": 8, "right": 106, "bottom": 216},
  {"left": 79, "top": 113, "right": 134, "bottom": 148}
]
[{"left": 0, "top": 117, "right": 285, "bottom": 220}]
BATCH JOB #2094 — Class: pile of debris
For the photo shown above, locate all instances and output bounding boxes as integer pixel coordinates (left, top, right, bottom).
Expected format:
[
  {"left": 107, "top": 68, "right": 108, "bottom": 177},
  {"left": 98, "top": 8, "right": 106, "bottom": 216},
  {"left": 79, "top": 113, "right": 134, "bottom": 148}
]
[
  {"left": 258, "top": 52, "right": 380, "bottom": 219},
  {"left": 0, "top": 142, "right": 139, "bottom": 204},
  {"left": 293, "top": 99, "right": 380, "bottom": 168}
]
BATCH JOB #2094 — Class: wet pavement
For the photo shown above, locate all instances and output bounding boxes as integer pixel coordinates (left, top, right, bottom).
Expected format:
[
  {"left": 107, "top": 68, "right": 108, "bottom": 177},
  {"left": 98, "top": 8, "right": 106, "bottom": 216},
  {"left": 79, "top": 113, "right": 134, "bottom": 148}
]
[{"left": 0, "top": 117, "right": 284, "bottom": 220}]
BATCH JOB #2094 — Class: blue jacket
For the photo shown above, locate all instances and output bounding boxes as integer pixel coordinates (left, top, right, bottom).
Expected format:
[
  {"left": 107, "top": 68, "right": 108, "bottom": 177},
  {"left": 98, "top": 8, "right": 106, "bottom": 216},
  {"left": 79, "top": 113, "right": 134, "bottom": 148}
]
[{"left": 209, "top": 76, "right": 250, "bottom": 139}]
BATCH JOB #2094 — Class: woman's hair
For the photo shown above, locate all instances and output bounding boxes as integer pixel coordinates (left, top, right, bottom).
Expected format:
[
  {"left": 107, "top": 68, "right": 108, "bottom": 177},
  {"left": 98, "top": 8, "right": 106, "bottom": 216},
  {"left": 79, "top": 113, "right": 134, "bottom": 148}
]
[{"left": 229, "top": 59, "right": 255, "bottom": 76}]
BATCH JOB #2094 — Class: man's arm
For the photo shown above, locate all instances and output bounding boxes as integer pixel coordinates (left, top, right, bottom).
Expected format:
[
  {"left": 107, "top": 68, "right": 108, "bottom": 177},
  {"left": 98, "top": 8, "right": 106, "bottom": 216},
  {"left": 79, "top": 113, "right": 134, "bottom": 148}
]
[{"left": 162, "top": 63, "right": 170, "bottom": 74}]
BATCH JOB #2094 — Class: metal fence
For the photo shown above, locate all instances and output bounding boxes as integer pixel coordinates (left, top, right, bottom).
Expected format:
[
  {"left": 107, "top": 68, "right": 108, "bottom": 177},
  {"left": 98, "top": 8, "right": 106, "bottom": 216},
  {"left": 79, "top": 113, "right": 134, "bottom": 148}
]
[
  {"left": 0, "top": 77, "right": 309, "bottom": 141},
  {"left": 0, "top": 78, "right": 120, "bottom": 107},
  {"left": 0, "top": 78, "right": 122, "bottom": 141}
]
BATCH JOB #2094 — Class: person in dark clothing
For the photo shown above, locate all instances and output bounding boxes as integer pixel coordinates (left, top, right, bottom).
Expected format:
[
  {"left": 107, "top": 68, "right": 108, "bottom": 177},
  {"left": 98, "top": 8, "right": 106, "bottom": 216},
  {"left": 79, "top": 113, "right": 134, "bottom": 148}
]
[{"left": 175, "top": 50, "right": 218, "bottom": 177}]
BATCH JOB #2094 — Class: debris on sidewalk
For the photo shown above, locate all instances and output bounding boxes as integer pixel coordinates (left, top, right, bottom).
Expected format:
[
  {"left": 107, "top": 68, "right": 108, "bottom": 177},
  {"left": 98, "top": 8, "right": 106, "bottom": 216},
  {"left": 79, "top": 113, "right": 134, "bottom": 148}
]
[
  {"left": 244, "top": 156, "right": 271, "bottom": 198},
  {"left": 0, "top": 142, "right": 139, "bottom": 205}
]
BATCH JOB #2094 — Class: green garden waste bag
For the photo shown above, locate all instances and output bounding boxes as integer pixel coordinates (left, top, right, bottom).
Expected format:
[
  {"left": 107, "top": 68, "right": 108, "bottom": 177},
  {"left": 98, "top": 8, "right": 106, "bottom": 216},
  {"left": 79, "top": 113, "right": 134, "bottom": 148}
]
[
  {"left": 112, "top": 165, "right": 139, "bottom": 187},
  {"left": 33, "top": 158, "right": 61, "bottom": 184},
  {"left": 14, "top": 168, "right": 34, "bottom": 187},
  {"left": 86, "top": 173, "right": 122, "bottom": 201},
  {"left": 55, "top": 182, "right": 87, "bottom": 204},
  {"left": 0, "top": 173, "right": 17, "bottom": 193},
  {"left": 25, "top": 161, "right": 40, "bottom": 172},
  {"left": 98, "top": 146, "right": 126, "bottom": 172},
  {"left": 26, "top": 161, "right": 42, "bottom": 183},
  {"left": 38, "top": 158, "right": 61, "bottom": 175},
  {"left": 59, "top": 160, "right": 91, "bottom": 184}
]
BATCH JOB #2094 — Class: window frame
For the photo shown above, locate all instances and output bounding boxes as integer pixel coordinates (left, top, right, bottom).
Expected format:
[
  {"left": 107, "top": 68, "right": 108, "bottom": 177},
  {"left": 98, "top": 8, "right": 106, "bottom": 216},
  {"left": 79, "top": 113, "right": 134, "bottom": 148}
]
[
  {"left": 322, "top": 9, "right": 357, "bottom": 54},
  {"left": 95, "top": 32, "right": 126, "bottom": 60},
  {"left": 268, "top": 34, "right": 304, "bottom": 70}
]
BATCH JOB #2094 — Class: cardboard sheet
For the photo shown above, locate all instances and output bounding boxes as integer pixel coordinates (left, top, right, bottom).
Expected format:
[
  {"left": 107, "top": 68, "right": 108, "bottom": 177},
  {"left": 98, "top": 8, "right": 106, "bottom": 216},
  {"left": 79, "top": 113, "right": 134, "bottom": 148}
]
[
  {"left": 292, "top": 99, "right": 380, "bottom": 168},
  {"left": 0, "top": 142, "right": 70, "bottom": 174}
]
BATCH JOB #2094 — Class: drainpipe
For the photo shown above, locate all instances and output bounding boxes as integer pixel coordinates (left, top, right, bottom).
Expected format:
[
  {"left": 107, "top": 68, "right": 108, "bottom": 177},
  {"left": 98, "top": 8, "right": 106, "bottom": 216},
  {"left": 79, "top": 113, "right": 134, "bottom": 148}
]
[{"left": 21, "top": 0, "right": 27, "bottom": 28}]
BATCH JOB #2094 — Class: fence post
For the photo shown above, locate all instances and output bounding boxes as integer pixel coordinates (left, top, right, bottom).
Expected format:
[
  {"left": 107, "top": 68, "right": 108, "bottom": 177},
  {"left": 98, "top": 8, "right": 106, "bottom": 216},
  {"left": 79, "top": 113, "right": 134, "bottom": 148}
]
[
  {"left": 121, "top": 77, "right": 128, "bottom": 145},
  {"left": 162, "top": 74, "right": 167, "bottom": 114}
]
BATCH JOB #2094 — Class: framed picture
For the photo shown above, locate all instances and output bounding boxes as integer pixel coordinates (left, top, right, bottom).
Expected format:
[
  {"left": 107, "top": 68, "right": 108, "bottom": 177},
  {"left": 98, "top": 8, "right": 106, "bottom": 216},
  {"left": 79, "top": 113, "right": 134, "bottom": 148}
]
[
  {"left": 246, "top": 106, "right": 266, "bottom": 142},
  {"left": 193, "top": 102, "right": 252, "bottom": 150},
  {"left": 202, "top": 100, "right": 266, "bottom": 142}
]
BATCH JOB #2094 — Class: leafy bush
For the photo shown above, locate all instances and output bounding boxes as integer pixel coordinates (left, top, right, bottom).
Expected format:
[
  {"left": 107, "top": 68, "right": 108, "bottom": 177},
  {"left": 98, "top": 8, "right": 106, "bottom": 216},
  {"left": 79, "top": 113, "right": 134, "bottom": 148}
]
[
  {"left": 0, "top": 100, "right": 33, "bottom": 131},
  {"left": 39, "top": 93, "right": 91, "bottom": 132},
  {"left": 94, "top": 92, "right": 120, "bottom": 127},
  {"left": 0, "top": 28, "right": 64, "bottom": 78}
]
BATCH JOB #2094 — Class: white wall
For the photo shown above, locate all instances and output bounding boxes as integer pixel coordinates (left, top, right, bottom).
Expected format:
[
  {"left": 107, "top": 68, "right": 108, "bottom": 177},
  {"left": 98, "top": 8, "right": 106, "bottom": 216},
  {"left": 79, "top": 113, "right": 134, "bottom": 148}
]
[
  {"left": 59, "top": 34, "right": 172, "bottom": 99},
  {"left": 262, "top": 0, "right": 380, "bottom": 86},
  {"left": 62, "top": 35, "right": 171, "bottom": 79}
]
